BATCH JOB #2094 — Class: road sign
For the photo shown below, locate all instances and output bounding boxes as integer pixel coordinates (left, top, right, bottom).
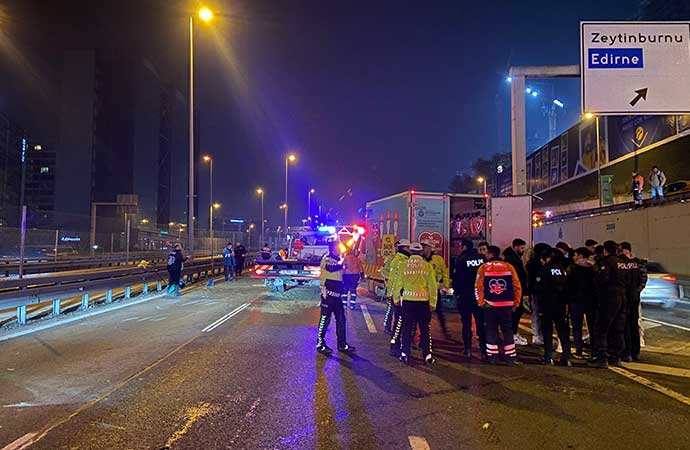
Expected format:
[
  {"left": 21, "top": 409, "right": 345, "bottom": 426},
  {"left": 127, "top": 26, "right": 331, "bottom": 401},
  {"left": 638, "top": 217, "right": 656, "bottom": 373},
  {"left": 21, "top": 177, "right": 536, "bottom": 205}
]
[{"left": 581, "top": 21, "right": 690, "bottom": 115}]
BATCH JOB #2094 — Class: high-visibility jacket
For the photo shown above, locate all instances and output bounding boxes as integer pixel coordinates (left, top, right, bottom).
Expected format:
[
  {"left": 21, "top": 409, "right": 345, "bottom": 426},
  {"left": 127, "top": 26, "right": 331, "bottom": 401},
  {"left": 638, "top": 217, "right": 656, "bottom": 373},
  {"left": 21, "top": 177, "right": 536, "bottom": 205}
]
[
  {"left": 320, "top": 253, "right": 343, "bottom": 285},
  {"left": 385, "top": 252, "right": 409, "bottom": 297},
  {"left": 426, "top": 253, "right": 450, "bottom": 289},
  {"left": 343, "top": 254, "right": 364, "bottom": 274},
  {"left": 380, "top": 254, "right": 395, "bottom": 279},
  {"left": 475, "top": 258, "right": 522, "bottom": 308},
  {"left": 392, "top": 255, "right": 438, "bottom": 308}
]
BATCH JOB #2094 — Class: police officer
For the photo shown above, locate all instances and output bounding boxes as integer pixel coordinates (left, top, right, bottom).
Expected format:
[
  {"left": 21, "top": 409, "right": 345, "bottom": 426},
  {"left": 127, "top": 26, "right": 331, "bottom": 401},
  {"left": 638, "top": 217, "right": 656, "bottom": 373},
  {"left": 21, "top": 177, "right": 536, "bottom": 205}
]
[
  {"left": 620, "top": 241, "right": 646, "bottom": 362},
  {"left": 476, "top": 245, "right": 522, "bottom": 365},
  {"left": 453, "top": 239, "right": 486, "bottom": 359},
  {"left": 316, "top": 241, "right": 356, "bottom": 355},
  {"left": 535, "top": 249, "right": 571, "bottom": 366},
  {"left": 588, "top": 240, "right": 627, "bottom": 368},
  {"left": 421, "top": 239, "right": 451, "bottom": 339},
  {"left": 567, "top": 247, "right": 596, "bottom": 357},
  {"left": 394, "top": 242, "right": 438, "bottom": 365},
  {"left": 382, "top": 240, "right": 410, "bottom": 338}
]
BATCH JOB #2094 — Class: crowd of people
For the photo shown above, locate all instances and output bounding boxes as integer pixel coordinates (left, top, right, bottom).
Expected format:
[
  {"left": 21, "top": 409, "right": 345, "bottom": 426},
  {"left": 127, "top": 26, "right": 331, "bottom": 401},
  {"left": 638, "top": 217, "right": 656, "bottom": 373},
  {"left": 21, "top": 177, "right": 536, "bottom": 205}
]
[{"left": 368, "top": 236, "right": 648, "bottom": 368}]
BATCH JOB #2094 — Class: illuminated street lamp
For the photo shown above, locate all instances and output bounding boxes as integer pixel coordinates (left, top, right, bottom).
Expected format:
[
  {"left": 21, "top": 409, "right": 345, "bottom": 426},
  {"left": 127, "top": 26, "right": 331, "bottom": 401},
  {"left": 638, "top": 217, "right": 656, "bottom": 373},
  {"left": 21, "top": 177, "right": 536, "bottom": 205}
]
[
  {"left": 307, "top": 188, "right": 315, "bottom": 223},
  {"left": 284, "top": 153, "right": 297, "bottom": 235},
  {"left": 188, "top": 7, "right": 214, "bottom": 259},
  {"left": 477, "top": 177, "right": 487, "bottom": 195},
  {"left": 209, "top": 202, "right": 221, "bottom": 281},
  {"left": 256, "top": 188, "right": 265, "bottom": 243}
]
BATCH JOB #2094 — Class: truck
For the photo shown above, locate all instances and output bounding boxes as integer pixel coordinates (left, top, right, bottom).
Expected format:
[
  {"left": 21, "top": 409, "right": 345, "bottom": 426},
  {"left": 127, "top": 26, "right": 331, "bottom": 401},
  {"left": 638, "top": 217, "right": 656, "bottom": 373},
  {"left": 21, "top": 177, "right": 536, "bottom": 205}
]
[
  {"left": 363, "top": 190, "right": 533, "bottom": 297},
  {"left": 254, "top": 225, "right": 366, "bottom": 293}
]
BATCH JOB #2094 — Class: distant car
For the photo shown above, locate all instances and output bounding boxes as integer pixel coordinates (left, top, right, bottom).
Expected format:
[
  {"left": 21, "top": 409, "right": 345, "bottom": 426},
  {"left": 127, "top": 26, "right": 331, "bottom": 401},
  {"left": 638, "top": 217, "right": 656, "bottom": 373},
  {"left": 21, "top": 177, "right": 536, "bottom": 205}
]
[
  {"left": 664, "top": 180, "right": 690, "bottom": 196},
  {"left": 641, "top": 261, "right": 679, "bottom": 309}
]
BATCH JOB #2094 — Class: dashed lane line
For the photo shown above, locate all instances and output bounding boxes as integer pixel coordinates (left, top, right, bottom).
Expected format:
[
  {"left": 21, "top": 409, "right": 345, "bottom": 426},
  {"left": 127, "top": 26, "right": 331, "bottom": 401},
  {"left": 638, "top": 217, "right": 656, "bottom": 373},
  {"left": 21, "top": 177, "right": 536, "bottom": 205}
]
[
  {"left": 622, "top": 362, "right": 690, "bottom": 379},
  {"left": 360, "top": 305, "right": 377, "bottom": 333},
  {"left": 609, "top": 366, "right": 690, "bottom": 407},
  {"left": 408, "top": 436, "right": 431, "bottom": 450}
]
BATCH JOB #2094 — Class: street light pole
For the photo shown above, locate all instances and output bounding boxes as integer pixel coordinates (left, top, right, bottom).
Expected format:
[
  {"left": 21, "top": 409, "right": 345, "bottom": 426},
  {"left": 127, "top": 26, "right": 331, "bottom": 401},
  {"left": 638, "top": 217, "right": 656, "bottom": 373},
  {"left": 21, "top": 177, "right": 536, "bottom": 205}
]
[
  {"left": 308, "top": 188, "right": 315, "bottom": 223},
  {"left": 284, "top": 158, "right": 289, "bottom": 235},
  {"left": 188, "top": 15, "right": 195, "bottom": 258}
]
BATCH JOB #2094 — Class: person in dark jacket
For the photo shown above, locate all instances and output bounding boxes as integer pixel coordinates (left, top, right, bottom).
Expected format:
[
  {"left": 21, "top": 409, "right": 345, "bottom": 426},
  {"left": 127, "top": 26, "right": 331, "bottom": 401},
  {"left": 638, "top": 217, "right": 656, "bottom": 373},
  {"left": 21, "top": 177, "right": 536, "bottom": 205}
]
[
  {"left": 535, "top": 249, "right": 571, "bottom": 365},
  {"left": 222, "top": 243, "right": 236, "bottom": 282},
  {"left": 502, "top": 238, "right": 529, "bottom": 346},
  {"left": 620, "top": 242, "right": 647, "bottom": 362},
  {"left": 234, "top": 242, "right": 247, "bottom": 276},
  {"left": 260, "top": 244, "right": 271, "bottom": 260},
  {"left": 588, "top": 240, "right": 627, "bottom": 368},
  {"left": 567, "top": 247, "right": 596, "bottom": 356},
  {"left": 585, "top": 239, "right": 598, "bottom": 254},
  {"left": 167, "top": 243, "right": 187, "bottom": 296},
  {"left": 526, "top": 243, "right": 551, "bottom": 345},
  {"left": 453, "top": 239, "right": 486, "bottom": 359},
  {"left": 555, "top": 242, "right": 574, "bottom": 266}
]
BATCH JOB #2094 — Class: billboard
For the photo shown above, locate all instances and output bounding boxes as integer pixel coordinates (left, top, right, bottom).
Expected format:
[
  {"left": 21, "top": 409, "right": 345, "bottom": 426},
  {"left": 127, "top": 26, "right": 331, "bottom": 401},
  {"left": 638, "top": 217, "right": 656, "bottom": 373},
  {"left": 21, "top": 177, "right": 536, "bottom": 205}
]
[
  {"left": 412, "top": 196, "right": 447, "bottom": 260},
  {"left": 607, "top": 115, "right": 677, "bottom": 162}
]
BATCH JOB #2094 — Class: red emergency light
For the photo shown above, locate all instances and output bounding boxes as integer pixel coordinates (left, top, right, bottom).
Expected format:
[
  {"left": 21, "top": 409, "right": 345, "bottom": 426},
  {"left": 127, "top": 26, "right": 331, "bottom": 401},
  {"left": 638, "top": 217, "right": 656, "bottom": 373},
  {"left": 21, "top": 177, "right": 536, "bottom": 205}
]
[{"left": 409, "top": 189, "right": 416, "bottom": 195}]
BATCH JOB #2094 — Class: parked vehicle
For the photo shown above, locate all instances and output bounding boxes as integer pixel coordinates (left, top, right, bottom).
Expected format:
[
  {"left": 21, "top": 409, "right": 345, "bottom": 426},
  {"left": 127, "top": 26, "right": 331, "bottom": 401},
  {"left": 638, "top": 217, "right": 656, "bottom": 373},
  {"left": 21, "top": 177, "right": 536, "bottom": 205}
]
[{"left": 664, "top": 180, "right": 690, "bottom": 197}]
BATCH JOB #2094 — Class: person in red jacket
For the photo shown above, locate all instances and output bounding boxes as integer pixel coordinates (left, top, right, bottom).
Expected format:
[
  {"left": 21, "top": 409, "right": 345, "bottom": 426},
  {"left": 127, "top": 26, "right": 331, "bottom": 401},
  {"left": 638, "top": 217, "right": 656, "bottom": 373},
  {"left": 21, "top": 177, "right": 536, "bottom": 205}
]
[{"left": 475, "top": 245, "right": 522, "bottom": 365}]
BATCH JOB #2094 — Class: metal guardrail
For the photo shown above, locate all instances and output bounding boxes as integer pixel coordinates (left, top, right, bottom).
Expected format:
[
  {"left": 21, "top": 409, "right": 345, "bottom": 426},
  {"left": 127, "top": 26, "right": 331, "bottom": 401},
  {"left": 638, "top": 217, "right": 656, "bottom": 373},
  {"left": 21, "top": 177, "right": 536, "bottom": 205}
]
[{"left": 0, "top": 256, "right": 254, "bottom": 326}]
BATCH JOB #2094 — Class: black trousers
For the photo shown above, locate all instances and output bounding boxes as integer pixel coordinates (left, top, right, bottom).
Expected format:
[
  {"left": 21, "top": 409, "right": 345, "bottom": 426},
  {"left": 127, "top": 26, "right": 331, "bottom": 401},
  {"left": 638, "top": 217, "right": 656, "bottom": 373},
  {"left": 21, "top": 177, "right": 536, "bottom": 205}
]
[
  {"left": 224, "top": 264, "right": 235, "bottom": 280},
  {"left": 593, "top": 292, "right": 626, "bottom": 360},
  {"left": 485, "top": 306, "right": 516, "bottom": 358},
  {"left": 389, "top": 304, "right": 403, "bottom": 349},
  {"left": 541, "top": 302, "right": 571, "bottom": 361},
  {"left": 168, "top": 268, "right": 181, "bottom": 286},
  {"left": 317, "top": 280, "right": 347, "bottom": 349},
  {"left": 623, "top": 296, "right": 641, "bottom": 358},
  {"left": 235, "top": 257, "right": 245, "bottom": 276},
  {"left": 342, "top": 274, "right": 360, "bottom": 304},
  {"left": 383, "top": 298, "right": 395, "bottom": 331},
  {"left": 436, "top": 294, "right": 448, "bottom": 335},
  {"left": 400, "top": 301, "right": 432, "bottom": 358},
  {"left": 458, "top": 293, "right": 486, "bottom": 354},
  {"left": 570, "top": 302, "right": 595, "bottom": 353},
  {"left": 512, "top": 302, "right": 524, "bottom": 335}
]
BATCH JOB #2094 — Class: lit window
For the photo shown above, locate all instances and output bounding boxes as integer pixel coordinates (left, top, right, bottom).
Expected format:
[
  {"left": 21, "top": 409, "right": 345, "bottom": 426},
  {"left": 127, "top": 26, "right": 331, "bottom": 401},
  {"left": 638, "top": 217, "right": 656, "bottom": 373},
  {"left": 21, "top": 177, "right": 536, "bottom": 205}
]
[{"left": 40, "top": 167, "right": 49, "bottom": 174}]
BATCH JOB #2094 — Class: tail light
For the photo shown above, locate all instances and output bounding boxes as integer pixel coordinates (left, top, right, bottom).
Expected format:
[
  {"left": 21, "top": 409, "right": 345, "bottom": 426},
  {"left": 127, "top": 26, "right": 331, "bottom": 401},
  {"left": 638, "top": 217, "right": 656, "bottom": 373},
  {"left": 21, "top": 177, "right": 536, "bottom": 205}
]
[
  {"left": 661, "top": 275, "right": 676, "bottom": 281},
  {"left": 255, "top": 269, "right": 265, "bottom": 275}
]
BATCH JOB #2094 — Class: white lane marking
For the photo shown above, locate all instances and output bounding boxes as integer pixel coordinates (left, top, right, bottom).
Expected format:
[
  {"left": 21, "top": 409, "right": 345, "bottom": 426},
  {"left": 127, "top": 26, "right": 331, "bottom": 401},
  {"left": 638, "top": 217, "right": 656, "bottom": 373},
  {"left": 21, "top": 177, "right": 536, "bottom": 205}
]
[
  {"left": 408, "top": 436, "right": 431, "bottom": 450},
  {"left": 137, "top": 317, "right": 152, "bottom": 322},
  {"left": 641, "top": 320, "right": 661, "bottom": 330},
  {"left": 2, "top": 402, "right": 34, "bottom": 408},
  {"left": 642, "top": 317, "right": 690, "bottom": 333},
  {"left": 122, "top": 317, "right": 140, "bottom": 322},
  {"left": 360, "top": 305, "right": 377, "bottom": 333},
  {"left": 202, "top": 303, "right": 250, "bottom": 333},
  {"left": 150, "top": 317, "right": 168, "bottom": 322},
  {"left": 609, "top": 366, "right": 690, "bottom": 407},
  {"left": 622, "top": 362, "right": 690, "bottom": 379},
  {"left": 1, "top": 432, "right": 37, "bottom": 450},
  {"left": 182, "top": 299, "right": 207, "bottom": 306}
]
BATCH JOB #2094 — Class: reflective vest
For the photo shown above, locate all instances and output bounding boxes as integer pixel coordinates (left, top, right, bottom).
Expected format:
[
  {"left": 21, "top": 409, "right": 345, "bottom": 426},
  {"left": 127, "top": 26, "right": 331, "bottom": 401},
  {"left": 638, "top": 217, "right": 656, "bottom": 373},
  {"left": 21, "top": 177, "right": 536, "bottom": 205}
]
[
  {"left": 386, "top": 252, "right": 409, "bottom": 297},
  {"left": 427, "top": 253, "right": 450, "bottom": 289},
  {"left": 393, "top": 255, "right": 439, "bottom": 308},
  {"left": 320, "top": 253, "right": 343, "bottom": 285},
  {"left": 475, "top": 259, "right": 522, "bottom": 308}
]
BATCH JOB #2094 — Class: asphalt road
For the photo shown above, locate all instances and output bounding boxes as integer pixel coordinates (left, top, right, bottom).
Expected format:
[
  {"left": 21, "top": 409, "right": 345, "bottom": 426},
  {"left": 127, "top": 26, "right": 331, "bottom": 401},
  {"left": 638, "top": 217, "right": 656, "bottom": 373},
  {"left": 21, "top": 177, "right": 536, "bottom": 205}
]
[{"left": 1, "top": 278, "right": 690, "bottom": 450}]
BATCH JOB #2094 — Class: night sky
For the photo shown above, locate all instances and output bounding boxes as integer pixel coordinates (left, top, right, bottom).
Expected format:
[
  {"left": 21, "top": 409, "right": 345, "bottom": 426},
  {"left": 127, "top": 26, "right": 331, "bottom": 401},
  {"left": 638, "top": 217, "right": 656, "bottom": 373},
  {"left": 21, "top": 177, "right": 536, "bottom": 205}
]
[{"left": 2, "top": 0, "right": 642, "bottom": 228}]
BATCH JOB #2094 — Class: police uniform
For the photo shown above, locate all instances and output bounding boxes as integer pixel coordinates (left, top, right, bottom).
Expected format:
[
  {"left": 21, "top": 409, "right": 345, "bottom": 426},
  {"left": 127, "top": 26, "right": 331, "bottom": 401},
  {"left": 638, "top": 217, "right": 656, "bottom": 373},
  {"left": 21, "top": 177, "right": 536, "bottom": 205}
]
[
  {"left": 393, "top": 251, "right": 438, "bottom": 364},
  {"left": 590, "top": 254, "right": 627, "bottom": 366},
  {"left": 621, "top": 255, "right": 645, "bottom": 361},
  {"left": 316, "top": 252, "right": 354, "bottom": 353},
  {"left": 475, "top": 258, "right": 522, "bottom": 363},
  {"left": 382, "top": 243, "right": 409, "bottom": 333},
  {"left": 386, "top": 250, "right": 410, "bottom": 352},
  {"left": 424, "top": 247, "right": 451, "bottom": 337},
  {"left": 535, "top": 258, "right": 571, "bottom": 365},
  {"left": 453, "top": 248, "right": 486, "bottom": 357}
]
